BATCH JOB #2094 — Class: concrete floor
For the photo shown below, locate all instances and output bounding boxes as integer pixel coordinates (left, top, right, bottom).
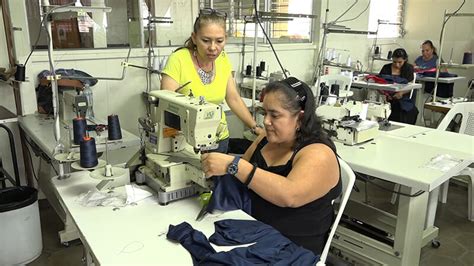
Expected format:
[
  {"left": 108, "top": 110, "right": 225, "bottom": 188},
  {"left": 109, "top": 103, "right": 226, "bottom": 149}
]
[{"left": 27, "top": 180, "right": 474, "bottom": 266}]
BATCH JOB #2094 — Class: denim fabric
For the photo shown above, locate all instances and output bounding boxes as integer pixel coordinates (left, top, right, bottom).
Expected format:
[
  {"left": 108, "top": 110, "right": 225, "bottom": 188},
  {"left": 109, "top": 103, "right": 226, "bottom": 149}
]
[
  {"left": 206, "top": 174, "right": 252, "bottom": 215},
  {"left": 167, "top": 219, "right": 320, "bottom": 265}
]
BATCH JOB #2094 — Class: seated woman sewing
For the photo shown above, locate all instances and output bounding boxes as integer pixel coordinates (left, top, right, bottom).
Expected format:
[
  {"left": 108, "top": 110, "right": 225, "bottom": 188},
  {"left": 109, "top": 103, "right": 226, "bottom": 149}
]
[
  {"left": 379, "top": 48, "right": 418, "bottom": 124},
  {"left": 201, "top": 77, "right": 342, "bottom": 255}
]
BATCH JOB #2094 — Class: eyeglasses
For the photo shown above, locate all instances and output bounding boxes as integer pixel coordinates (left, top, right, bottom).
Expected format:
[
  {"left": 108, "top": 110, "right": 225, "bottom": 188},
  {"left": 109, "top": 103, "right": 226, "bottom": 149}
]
[{"left": 199, "top": 8, "right": 227, "bottom": 19}]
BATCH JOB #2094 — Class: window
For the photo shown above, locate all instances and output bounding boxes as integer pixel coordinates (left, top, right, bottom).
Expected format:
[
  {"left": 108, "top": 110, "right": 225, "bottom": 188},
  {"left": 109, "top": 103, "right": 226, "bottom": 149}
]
[
  {"left": 368, "top": 0, "right": 405, "bottom": 38},
  {"left": 200, "top": 0, "right": 314, "bottom": 43},
  {"left": 25, "top": 0, "right": 151, "bottom": 49}
]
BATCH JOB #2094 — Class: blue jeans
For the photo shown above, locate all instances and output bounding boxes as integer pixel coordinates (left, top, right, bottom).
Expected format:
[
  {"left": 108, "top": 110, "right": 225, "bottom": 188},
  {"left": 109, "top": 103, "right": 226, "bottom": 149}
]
[{"left": 213, "top": 138, "right": 229, "bottom": 154}]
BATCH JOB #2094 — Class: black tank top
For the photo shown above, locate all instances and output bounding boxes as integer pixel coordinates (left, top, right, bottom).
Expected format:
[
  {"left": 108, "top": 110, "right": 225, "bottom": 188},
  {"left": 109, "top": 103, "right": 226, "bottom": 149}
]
[{"left": 249, "top": 138, "right": 342, "bottom": 254}]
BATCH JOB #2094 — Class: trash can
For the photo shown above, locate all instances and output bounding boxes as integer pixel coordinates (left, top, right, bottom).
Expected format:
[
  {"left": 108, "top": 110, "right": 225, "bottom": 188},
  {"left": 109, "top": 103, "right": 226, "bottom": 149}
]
[{"left": 0, "top": 186, "right": 42, "bottom": 265}]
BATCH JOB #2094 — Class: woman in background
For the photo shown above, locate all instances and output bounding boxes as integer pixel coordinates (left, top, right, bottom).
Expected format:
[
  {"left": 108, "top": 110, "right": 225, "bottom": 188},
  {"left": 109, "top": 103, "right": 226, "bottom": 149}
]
[
  {"left": 414, "top": 40, "right": 439, "bottom": 70},
  {"left": 160, "top": 9, "right": 263, "bottom": 153},
  {"left": 380, "top": 48, "right": 418, "bottom": 124}
]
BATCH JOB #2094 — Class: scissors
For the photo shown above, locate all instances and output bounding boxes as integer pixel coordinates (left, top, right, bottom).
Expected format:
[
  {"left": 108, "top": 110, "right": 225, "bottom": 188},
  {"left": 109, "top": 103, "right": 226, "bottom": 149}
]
[
  {"left": 195, "top": 203, "right": 209, "bottom": 221},
  {"left": 195, "top": 192, "right": 211, "bottom": 221}
]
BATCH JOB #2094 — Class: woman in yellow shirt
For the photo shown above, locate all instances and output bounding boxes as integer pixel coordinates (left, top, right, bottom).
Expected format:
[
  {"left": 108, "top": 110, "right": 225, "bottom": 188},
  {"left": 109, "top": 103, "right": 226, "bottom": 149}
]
[{"left": 161, "top": 9, "right": 263, "bottom": 153}]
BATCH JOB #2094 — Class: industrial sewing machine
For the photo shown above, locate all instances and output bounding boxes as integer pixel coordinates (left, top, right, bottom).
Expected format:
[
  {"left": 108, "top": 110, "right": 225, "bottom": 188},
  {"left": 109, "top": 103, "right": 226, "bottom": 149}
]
[
  {"left": 135, "top": 90, "right": 222, "bottom": 205},
  {"left": 316, "top": 101, "right": 390, "bottom": 145}
]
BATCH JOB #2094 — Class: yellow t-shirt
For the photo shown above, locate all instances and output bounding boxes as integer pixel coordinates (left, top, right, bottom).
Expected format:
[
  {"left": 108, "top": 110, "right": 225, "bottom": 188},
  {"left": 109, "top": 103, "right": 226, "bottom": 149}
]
[{"left": 162, "top": 48, "right": 232, "bottom": 140}]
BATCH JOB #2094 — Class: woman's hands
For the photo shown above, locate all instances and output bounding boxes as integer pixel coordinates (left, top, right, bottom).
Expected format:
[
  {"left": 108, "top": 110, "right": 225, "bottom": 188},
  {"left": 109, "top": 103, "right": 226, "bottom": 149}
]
[
  {"left": 393, "top": 91, "right": 404, "bottom": 100},
  {"left": 201, "top": 152, "right": 235, "bottom": 177}
]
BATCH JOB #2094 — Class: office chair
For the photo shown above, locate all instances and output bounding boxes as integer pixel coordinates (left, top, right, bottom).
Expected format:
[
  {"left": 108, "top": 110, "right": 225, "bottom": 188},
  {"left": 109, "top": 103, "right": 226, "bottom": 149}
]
[
  {"left": 316, "top": 158, "right": 356, "bottom": 266},
  {"left": 436, "top": 102, "right": 474, "bottom": 221}
]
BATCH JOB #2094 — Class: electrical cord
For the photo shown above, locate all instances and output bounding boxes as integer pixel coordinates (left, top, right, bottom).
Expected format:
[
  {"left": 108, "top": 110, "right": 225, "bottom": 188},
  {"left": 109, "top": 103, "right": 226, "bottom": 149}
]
[
  {"left": 355, "top": 172, "right": 425, "bottom": 197},
  {"left": 23, "top": 136, "right": 59, "bottom": 178},
  {"left": 253, "top": 0, "right": 288, "bottom": 79},
  {"left": 330, "top": 0, "right": 358, "bottom": 24},
  {"left": 337, "top": 0, "right": 370, "bottom": 23},
  {"left": 23, "top": 2, "right": 76, "bottom": 66}
]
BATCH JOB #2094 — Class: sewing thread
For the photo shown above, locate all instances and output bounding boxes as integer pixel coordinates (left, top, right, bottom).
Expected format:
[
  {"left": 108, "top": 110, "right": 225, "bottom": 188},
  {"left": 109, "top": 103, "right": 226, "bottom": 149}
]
[
  {"left": 72, "top": 117, "right": 87, "bottom": 145},
  {"left": 108, "top": 114, "right": 122, "bottom": 140},
  {"left": 80, "top": 136, "right": 98, "bottom": 168}
]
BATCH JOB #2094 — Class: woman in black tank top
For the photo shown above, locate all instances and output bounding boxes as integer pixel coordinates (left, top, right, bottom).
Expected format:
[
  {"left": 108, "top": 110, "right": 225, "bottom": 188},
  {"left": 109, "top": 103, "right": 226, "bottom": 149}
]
[{"left": 201, "top": 77, "right": 342, "bottom": 255}]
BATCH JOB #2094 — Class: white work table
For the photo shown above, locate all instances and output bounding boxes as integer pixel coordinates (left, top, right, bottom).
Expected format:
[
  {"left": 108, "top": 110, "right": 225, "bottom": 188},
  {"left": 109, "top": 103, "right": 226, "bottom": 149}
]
[
  {"left": 18, "top": 113, "right": 141, "bottom": 245},
  {"left": 333, "top": 125, "right": 473, "bottom": 265},
  {"left": 51, "top": 171, "right": 253, "bottom": 265},
  {"left": 416, "top": 76, "right": 465, "bottom": 84},
  {"left": 352, "top": 80, "right": 422, "bottom": 92}
]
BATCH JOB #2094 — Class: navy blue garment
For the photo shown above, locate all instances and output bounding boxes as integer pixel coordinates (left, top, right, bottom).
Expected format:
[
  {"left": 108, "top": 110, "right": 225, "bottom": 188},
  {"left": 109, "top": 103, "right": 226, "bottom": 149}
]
[
  {"left": 38, "top": 69, "right": 98, "bottom": 86},
  {"left": 209, "top": 220, "right": 275, "bottom": 245},
  {"left": 167, "top": 220, "right": 319, "bottom": 265},
  {"left": 206, "top": 174, "right": 252, "bottom": 215},
  {"left": 378, "top": 74, "right": 409, "bottom": 84}
]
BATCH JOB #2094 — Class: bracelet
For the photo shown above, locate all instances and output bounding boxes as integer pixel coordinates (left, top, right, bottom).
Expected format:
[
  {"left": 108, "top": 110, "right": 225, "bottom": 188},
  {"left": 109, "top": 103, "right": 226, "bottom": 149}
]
[{"left": 244, "top": 163, "right": 257, "bottom": 186}]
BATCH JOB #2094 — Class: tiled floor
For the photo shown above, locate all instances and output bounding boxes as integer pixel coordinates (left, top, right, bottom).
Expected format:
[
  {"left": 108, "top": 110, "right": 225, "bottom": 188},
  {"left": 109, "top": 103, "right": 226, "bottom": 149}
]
[{"left": 27, "top": 180, "right": 473, "bottom": 266}]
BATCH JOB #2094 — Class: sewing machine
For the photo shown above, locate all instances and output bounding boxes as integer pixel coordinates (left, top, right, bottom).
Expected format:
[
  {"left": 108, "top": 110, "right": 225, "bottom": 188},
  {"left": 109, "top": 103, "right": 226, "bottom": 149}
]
[
  {"left": 59, "top": 89, "right": 90, "bottom": 123},
  {"left": 316, "top": 101, "right": 382, "bottom": 145},
  {"left": 135, "top": 90, "right": 222, "bottom": 205}
]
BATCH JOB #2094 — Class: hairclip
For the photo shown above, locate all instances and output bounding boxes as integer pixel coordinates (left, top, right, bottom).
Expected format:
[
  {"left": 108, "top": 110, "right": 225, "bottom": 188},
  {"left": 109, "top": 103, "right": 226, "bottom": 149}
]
[
  {"left": 199, "top": 8, "right": 227, "bottom": 19},
  {"left": 283, "top": 77, "right": 307, "bottom": 108}
]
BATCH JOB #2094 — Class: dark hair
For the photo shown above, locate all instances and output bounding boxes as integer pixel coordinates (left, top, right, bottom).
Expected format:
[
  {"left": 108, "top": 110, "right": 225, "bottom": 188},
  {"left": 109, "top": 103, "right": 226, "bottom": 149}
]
[
  {"left": 392, "top": 48, "right": 409, "bottom": 60},
  {"left": 263, "top": 77, "right": 335, "bottom": 151},
  {"left": 184, "top": 9, "right": 227, "bottom": 50},
  {"left": 422, "top": 40, "right": 438, "bottom": 56}
]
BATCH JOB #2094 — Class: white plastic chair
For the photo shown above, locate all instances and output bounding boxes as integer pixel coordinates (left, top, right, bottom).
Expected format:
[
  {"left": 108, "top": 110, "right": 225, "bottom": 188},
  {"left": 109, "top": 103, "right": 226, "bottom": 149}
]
[
  {"left": 436, "top": 102, "right": 474, "bottom": 221},
  {"left": 317, "top": 74, "right": 354, "bottom": 105},
  {"left": 316, "top": 158, "right": 356, "bottom": 266}
]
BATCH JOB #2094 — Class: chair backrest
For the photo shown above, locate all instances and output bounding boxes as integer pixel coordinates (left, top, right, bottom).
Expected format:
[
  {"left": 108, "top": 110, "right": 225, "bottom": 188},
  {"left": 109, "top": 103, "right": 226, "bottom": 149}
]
[
  {"left": 315, "top": 74, "right": 353, "bottom": 105},
  {"left": 436, "top": 102, "right": 474, "bottom": 136},
  {"left": 316, "top": 158, "right": 356, "bottom": 266}
]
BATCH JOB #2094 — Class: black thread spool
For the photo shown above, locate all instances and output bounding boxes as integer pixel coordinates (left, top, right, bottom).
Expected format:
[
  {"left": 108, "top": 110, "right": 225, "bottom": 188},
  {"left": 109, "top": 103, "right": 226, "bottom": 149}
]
[
  {"left": 108, "top": 114, "right": 122, "bottom": 140},
  {"left": 72, "top": 117, "right": 87, "bottom": 145},
  {"left": 15, "top": 64, "right": 26, "bottom": 81},
  {"left": 259, "top": 61, "right": 266, "bottom": 72},
  {"left": 374, "top": 46, "right": 380, "bottom": 55},
  {"left": 256, "top": 66, "right": 262, "bottom": 77},
  {"left": 245, "top": 65, "right": 252, "bottom": 76},
  {"left": 462, "top": 52, "right": 472, "bottom": 64},
  {"left": 80, "top": 136, "right": 98, "bottom": 168},
  {"left": 331, "top": 84, "right": 340, "bottom": 96}
]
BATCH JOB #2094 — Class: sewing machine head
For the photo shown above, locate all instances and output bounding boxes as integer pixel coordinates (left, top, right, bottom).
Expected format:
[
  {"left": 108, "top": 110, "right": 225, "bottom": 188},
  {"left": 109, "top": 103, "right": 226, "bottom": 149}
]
[
  {"left": 147, "top": 90, "right": 221, "bottom": 153},
  {"left": 316, "top": 101, "right": 380, "bottom": 145}
]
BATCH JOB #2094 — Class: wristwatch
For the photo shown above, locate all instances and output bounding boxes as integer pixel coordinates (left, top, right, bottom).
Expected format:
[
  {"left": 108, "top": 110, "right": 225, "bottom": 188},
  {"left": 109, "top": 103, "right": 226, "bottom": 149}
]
[{"left": 227, "top": 156, "right": 241, "bottom": 175}]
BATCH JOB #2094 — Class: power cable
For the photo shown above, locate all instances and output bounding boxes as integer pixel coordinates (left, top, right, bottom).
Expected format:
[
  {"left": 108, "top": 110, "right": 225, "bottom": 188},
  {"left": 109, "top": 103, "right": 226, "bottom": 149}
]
[
  {"left": 356, "top": 172, "right": 425, "bottom": 197},
  {"left": 330, "top": 0, "right": 358, "bottom": 24},
  {"left": 337, "top": 0, "right": 370, "bottom": 23},
  {"left": 253, "top": 0, "right": 288, "bottom": 79},
  {"left": 23, "top": 2, "right": 76, "bottom": 66}
]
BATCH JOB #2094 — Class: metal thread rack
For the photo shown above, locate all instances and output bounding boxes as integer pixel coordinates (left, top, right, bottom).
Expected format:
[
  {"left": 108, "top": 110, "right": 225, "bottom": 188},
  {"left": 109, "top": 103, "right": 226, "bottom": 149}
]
[{"left": 432, "top": 11, "right": 474, "bottom": 102}]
